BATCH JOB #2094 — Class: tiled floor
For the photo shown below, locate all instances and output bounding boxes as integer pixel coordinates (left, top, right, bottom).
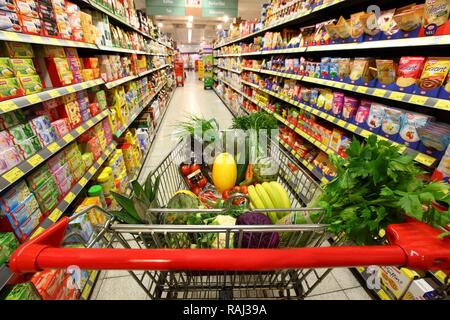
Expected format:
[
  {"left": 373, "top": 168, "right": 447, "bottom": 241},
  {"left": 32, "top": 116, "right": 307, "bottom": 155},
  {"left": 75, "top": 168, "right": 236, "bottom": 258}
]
[{"left": 92, "top": 73, "right": 372, "bottom": 300}]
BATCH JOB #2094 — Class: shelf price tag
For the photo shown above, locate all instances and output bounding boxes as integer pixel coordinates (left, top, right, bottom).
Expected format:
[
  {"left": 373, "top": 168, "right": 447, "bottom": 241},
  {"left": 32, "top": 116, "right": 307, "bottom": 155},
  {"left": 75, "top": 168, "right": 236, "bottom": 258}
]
[
  {"left": 48, "top": 209, "right": 63, "bottom": 222},
  {"left": 47, "top": 142, "right": 60, "bottom": 153},
  {"left": 347, "top": 124, "right": 357, "bottom": 132},
  {"left": 409, "top": 95, "right": 427, "bottom": 105},
  {"left": 415, "top": 154, "right": 436, "bottom": 167},
  {"left": 337, "top": 120, "right": 346, "bottom": 127},
  {"left": 48, "top": 90, "right": 60, "bottom": 98},
  {"left": 86, "top": 119, "right": 94, "bottom": 127},
  {"left": 356, "top": 86, "right": 368, "bottom": 94},
  {"left": 434, "top": 99, "right": 450, "bottom": 111},
  {"left": 0, "top": 100, "right": 17, "bottom": 113},
  {"left": 389, "top": 91, "right": 405, "bottom": 100},
  {"left": 373, "top": 89, "right": 386, "bottom": 97},
  {"left": 63, "top": 134, "right": 74, "bottom": 143},
  {"left": 78, "top": 177, "right": 88, "bottom": 186},
  {"left": 2, "top": 167, "right": 24, "bottom": 184},
  {"left": 27, "top": 154, "right": 44, "bottom": 168},
  {"left": 26, "top": 95, "right": 41, "bottom": 105},
  {"left": 64, "top": 192, "right": 76, "bottom": 204}
]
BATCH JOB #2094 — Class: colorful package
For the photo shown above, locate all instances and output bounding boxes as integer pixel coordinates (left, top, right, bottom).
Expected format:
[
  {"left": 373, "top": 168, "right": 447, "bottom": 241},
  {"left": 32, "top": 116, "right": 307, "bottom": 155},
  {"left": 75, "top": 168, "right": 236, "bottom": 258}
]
[
  {"left": 342, "top": 97, "right": 359, "bottom": 121},
  {"left": 0, "top": 131, "right": 13, "bottom": 148},
  {"left": 14, "top": 208, "right": 42, "bottom": 239},
  {"left": 396, "top": 56, "right": 426, "bottom": 88},
  {"left": 0, "top": 0, "right": 15, "bottom": 12},
  {"left": 432, "top": 143, "right": 450, "bottom": 183},
  {"left": 42, "top": 19, "right": 58, "bottom": 37},
  {"left": 37, "top": 127, "right": 57, "bottom": 147},
  {"left": 367, "top": 103, "right": 387, "bottom": 131},
  {"left": 51, "top": 119, "right": 71, "bottom": 138},
  {"left": 5, "top": 282, "right": 40, "bottom": 300},
  {"left": 47, "top": 152, "right": 66, "bottom": 174},
  {"left": 26, "top": 164, "right": 51, "bottom": 190},
  {"left": 0, "top": 146, "right": 22, "bottom": 173},
  {"left": 15, "top": 135, "right": 42, "bottom": 158},
  {"left": 56, "top": 176, "right": 71, "bottom": 195},
  {"left": 418, "top": 122, "right": 450, "bottom": 159},
  {"left": 0, "top": 10, "right": 22, "bottom": 32},
  {"left": 376, "top": 59, "right": 397, "bottom": 85},
  {"left": 0, "top": 180, "right": 30, "bottom": 212},
  {"left": 18, "top": 14, "right": 42, "bottom": 35},
  {"left": 15, "top": 0, "right": 39, "bottom": 18},
  {"left": 30, "top": 115, "right": 51, "bottom": 133},
  {"left": 0, "top": 78, "right": 23, "bottom": 100},
  {"left": 332, "top": 92, "right": 345, "bottom": 116},
  {"left": 51, "top": 163, "right": 70, "bottom": 185},
  {"left": 418, "top": 57, "right": 450, "bottom": 91},
  {"left": 381, "top": 107, "right": 403, "bottom": 140},
  {"left": 0, "top": 232, "right": 20, "bottom": 265},
  {"left": 18, "top": 75, "right": 43, "bottom": 94},
  {"left": 31, "top": 269, "right": 65, "bottom": 300},
  {"left": 4, "top": 41, "right": 34, "bottom": 58},
  {"left": 398, "top": 112, "right": 432, "bottom": 149},
  {"left": 4, "top": 192, "right": 39, "bottom": 226},
  {"left": 66, "top": 212, "right": 94, "bottom": 243},
  {"left": 37, "top": 2, "right": 55, "bottom": 21},
  {"left": 0, "top": 58, "right": 14, "bottom": 78}
]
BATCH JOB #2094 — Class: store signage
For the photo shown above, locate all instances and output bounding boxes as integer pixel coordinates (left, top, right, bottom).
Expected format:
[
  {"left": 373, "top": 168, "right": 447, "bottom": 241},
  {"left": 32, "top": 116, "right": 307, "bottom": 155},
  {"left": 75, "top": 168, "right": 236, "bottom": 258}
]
[{"left": 146, "top": 0, "right": 237, "bottom": 17}]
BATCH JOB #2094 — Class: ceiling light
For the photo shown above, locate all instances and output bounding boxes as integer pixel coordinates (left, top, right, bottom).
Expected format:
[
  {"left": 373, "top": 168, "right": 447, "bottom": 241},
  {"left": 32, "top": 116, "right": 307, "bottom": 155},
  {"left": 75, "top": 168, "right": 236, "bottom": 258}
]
[
  {"left": 223, "top": 15, "right": 229, "bottom": 23},
  {"left": 217, "top": 24, "right": 222, "bottom": 30},
  {"left": 157, "top": 22, "right": 163, "bottom": 28},
  {"left": 188, "top": 29, "right": 192, "bottom": 43},
  {"left": 187, "top": 22, "right": 193, "bottom": 28},
  {"left": 187, "top": 16, "right": 194, "bottom": 22}
]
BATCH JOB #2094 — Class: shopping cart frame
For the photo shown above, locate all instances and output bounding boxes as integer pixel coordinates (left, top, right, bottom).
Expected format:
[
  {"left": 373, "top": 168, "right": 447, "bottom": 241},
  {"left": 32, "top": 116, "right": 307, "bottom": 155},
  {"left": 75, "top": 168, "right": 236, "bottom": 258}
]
[{"left": 9, "top": 138, "right": 450, "bottom": 299}]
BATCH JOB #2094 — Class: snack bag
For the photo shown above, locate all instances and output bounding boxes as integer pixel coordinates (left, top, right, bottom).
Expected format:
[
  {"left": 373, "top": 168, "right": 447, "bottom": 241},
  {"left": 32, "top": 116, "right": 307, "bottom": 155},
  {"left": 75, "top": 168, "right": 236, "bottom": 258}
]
[
  {"left": 360, "top": 12, "right": 380, "bottom": 36},
  {"left": 350, "top": 12, "right": 365, "bottom": 38},
  {"left": 396, "top": 57, "right": 426, "bottom": 89},
  {"left": 324, "top": 19, "right": 339, "bottom": 41},
  {"left": 350, "top": 58, "right": 372, "bottom": 82},
  {"left": 393, "top": 5, "right": 424, "bottom": 32},
  {"left": 398, "top": 112, "right": 432, "bottom": 149},
  {"left": 367, "top": 103, "right": 385, "bottom": 133},
  {"left": 418, "top": 57, "right": 450, "bottom": 92},
  {"left": 424, "top": 0, "right": 450, "bottom": 30},
  {"left": 381, "top": 107, "right": 403, "bottom": 140},
  {"left": 354, "top": 100, "right": 371, "bottom": 127},
  {"left": 378, "top": 9, "right": 400, "bottom": 36},
  {"left": 376, "top": 59, "right": 397, "bottom": 85},
  {"left": 332, "top": 92, "right": 345, "bottom": 116},
  {"left": 342, "top": 97, "right": 359, "bottom": 121},
  {"left": 335, "top": 16, "right": 351, "bottom": 39},
  {"left": 338, "top": 58, "right": 351, "bottom": 79}
]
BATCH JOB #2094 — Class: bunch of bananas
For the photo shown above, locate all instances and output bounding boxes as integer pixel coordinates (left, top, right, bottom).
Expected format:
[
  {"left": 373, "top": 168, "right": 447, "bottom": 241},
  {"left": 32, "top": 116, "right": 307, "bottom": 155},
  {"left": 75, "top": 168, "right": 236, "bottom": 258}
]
[{"left": 247, "top": 182, "right": 291, "bottom": 223}]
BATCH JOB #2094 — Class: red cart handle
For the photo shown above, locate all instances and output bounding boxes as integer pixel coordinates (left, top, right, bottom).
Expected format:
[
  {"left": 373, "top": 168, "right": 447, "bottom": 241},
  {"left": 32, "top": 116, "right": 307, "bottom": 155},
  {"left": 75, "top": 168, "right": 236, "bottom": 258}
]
[{"left": 9, "top": 218, "right": 450, "bottom": 273}]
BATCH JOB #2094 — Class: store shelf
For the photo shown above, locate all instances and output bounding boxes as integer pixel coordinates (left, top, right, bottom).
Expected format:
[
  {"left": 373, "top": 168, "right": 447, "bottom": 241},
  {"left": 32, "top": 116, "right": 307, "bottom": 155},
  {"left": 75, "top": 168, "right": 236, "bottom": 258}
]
[
  {"left": 80, "top": 270, "right": 100, "bottom": 300},
  {"left": 220, "top": 79, "right": 243, "bottom": 95},
  {"left": 217, "top": 66, "right": 242, "bottom": 74},
  {"left": 242, "top": 67, "right": 450, "bottom": 111},
  {"left": 0, "top": 79, "right": 104, "bottom": 115},
  {"left": 97, "top": 45, "right": 145, "bottom": 54},
  {"left": 0, "top": 30, "right": 98, "bottom": 49},
  {"left": 241, "top": 79, "right": 438, "bottom": 168},
  {"left": 213, "top": 0, "right": 345, "bottom": 49},
  {"left": 104, "top": 64, "right": 171, "bottom": 89},
  {"left": 0, "top": 110, "right": 110, "bottom": 194},
  {"left": 31, "top": 142, "right": 117, "bottom": 238},
  {"left": 213, "top": 89, "right": 238, "bottom": 118},
  {"left": 278, "top": 139, "right": 331, "bottom": 184},
  {"left": 114, "top": 81, "right": 167, "bottom": 138}
]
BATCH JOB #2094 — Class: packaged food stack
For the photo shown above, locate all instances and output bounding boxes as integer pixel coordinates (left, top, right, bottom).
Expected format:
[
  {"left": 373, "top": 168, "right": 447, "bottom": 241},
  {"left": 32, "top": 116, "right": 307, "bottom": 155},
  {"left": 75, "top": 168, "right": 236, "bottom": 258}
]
[
  {"left": 106, "top": 149, "right": 128, "bottom": 195},
  {"left": 123, "top": 129, "right": 142, "bottom": 165},
  {"left": 91, "top": 10, "right": 112, "bottom": 47},
  {"left": 65, "top": 1, "right": 82, "bottom": 41},
  {"left": 64, "top": 142, "right": 86, "bottom": 183},
  {"left": 64, "top": 47, "right": 83, "bottom": 84},
  {"left": 15, "top": 0, "right": 42, "bottom": 35},
  {"left": 79, "top": 128, "right": 103, "bottom": 161},
  {"left": 52, "top": 0, "right": 72, "bottom": 39},
  {"left": 55, "top": 94, "right": 82, "bottom": 129},
  {"left": 95, "top": 165, "right": 115, "bottom": 207},
  {"left": 38, "top": 0, "right": 57, "bottom": 37},
  {"left": 27, "top": 165, "right": 60, "bottom": 215},
  {"left": 47, "top": 151, "right": 70, "bottom": 197},
  {"left": 79, "top": 9, "right": 95, "bottom": 43},
  {"left": 44, "top": 46, "right": 74, "bottom": 87},
  {"left": 4, "top": 282, "right": 41, "bottom": 300},
  {"left": 88, "top": 87, "right": 108, "bottom": 111},
  {"left": 0, "top": 180, "right": 43, "bottom": 241}
]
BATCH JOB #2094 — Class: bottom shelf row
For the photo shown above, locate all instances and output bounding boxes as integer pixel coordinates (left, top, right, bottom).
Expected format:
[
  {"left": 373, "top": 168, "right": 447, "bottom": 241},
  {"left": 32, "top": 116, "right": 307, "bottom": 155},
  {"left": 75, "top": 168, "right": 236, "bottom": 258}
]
[{"left": 0, "top": 85, "right": 175, "bottom": 300}]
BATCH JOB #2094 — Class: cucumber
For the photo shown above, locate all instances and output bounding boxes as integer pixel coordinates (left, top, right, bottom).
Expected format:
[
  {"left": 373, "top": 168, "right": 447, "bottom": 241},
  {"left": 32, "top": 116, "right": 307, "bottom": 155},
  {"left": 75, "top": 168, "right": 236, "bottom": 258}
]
[{"left": 236, "top": 135, "right": 249, "bottom": 184}]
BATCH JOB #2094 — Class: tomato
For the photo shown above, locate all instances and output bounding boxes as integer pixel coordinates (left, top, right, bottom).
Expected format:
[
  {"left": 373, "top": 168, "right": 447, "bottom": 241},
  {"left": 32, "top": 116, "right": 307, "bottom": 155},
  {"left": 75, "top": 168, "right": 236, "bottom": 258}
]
[
  {"left": 233, "top": 198, "right": 245, "bottom": 206},
  {"left": 190, "top": 164, "right": 201, "bottom": 172},
  {"left": 197, "top": 177, "right": 207, "bottom": 188},
  {"left": 191, "top": 187, "right": 201, "bottom": 195},
  {"left": 239, "top": 186, "right": 248, "bottom": 194},
  {"left": 232, "top": 186, "right": 241, "bottom": 193},
  {"left": 180, "top": 164, "right": 191, "bottom": 176},
  {"left": 222, "top": 190, "right": 231, "bottom": 200}
]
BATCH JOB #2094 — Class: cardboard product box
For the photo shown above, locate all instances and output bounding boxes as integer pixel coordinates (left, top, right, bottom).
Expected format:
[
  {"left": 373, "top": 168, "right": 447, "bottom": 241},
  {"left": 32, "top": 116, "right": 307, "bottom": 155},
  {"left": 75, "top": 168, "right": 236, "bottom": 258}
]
[
  {"left": 13, "top": 207, "right": 42, "bottom": 240},
  {"left": 402, "top": 278, "right": 440, "bottom": 300},
  {"left": 3, "top": 192, "right": 39, "bottom": 227},
  {"left": 15, "top": 0, "right": 39, "bottom": 18},
  {"left": 4, "top": 41, "right": 34, "bottom": 58},
  {"left": 0, "top": 0, "right": 16, "bottom": 12},
  {"left": 18, "top": 74, "right": 43, "bottom": 95},
  {"left": 380, "top": 266, "right": 421, "bottom": 300},
  {"left": 45, "top": 57, "right": 74, "bottom": 87},
  {"left": 57, "top": 100, "right": 82, "bottom": 129},
  {"left": 0, "top": 180, "right": 31, "bottom": 212},
  {"left": 37, "top": 2, "right": 55, "bottom": 21},
  {"left": 65, "top": 211, "right": 94, "bottom": 243},
  {"left": 26, "top": 164, "right": 52, "bottom": 190},
  {"left": 18, "top": 14, "right": 42, "bottom": 35},
  {"left": 41, "top": 19, "right": 58, "bottom": 37},
  {"left": 0, "top": 77, "right": 23, "bottom": 101},
  {"left": 0, "top": 9, "right": 22, "bottom": 32},
  {"left": 15, "top": 135, "right": 42, "bottom": 159}
]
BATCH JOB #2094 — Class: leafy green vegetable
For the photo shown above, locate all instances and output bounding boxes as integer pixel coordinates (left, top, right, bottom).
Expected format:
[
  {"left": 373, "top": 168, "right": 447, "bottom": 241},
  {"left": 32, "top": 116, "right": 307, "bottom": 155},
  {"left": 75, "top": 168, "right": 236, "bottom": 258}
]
[
  {"left": 174, "top": 114, "right": 219, "bottom": 142},
  {"left": 313, "top": 135, "right": 450, "bottom": 245}
]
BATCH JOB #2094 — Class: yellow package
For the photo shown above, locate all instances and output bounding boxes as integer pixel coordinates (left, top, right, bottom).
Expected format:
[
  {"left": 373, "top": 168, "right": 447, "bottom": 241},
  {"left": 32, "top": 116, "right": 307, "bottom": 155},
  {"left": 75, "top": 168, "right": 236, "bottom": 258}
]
[
  {"left": 77, "top": 197, "right": 106, "bottom": 225},
  {"left": 418, "top": 57, "right": 450, "bottom": 90}
]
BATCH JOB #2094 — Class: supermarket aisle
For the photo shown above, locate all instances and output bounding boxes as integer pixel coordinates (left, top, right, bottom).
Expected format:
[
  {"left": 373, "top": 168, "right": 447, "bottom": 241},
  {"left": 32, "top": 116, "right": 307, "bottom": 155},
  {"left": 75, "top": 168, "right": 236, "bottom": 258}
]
[
  {"left": 139, "top": 71, "right": 234, "bottom": 180},
  {"left": 90, "top": 72, "right": 372, "bottom": 301}
]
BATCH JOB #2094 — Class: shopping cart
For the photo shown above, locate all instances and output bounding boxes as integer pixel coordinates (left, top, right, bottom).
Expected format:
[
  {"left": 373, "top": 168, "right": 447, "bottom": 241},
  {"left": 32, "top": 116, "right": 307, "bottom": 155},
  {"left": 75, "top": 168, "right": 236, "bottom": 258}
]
[{"left": 9, "top": 139, "right": 450, "bottom": 300}]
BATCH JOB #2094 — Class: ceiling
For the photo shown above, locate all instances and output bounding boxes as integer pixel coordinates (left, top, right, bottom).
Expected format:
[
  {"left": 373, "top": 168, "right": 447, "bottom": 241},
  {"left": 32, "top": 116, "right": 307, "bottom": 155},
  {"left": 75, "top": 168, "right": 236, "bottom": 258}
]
[{"left": 134, "top": 0, "right": 266, "bottom": 46}]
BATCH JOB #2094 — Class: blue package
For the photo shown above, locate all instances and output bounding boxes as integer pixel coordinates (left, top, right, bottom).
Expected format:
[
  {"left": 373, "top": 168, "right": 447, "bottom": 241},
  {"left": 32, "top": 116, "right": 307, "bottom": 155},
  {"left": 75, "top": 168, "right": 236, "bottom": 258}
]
[
  {"left": 66, "top": 213, "right": 95, "bottom": 243},
  {"left": 13, "top": 208, "right": 42, "bottom": 240},
  {"left": 320, "top": 57, "right": 330, "bottom": 78},
  {"left": 310, "top": 88, "right": 320, "bottom": 106},
  {"left": 4, "top": 193, "right": 40, "bottom": 227},
  {"left": 0, "top": 180, "right": 31, "bottom": 213},
  {"left": 330, "top": 58, "right": 339, "bottom": 78}
]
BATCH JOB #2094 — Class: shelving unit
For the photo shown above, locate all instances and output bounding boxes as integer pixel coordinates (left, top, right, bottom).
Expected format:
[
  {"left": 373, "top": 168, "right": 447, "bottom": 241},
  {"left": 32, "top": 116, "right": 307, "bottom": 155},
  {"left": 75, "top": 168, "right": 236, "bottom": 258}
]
[{"left": 0, "top": 0, "right": 176, "bottom": 300}]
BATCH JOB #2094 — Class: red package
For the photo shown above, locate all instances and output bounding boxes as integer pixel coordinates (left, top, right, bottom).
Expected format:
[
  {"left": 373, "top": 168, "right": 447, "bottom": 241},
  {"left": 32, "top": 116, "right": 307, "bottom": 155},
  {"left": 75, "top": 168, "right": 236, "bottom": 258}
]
[
  {"left": 88, "top": 102, "right": 100, "bottom": 116},
  {"left": 31, "top": 269, "right": 65, "bottom": 300},
  {"left": 18, "top": 14, "right": 42, "bottom": 35}
]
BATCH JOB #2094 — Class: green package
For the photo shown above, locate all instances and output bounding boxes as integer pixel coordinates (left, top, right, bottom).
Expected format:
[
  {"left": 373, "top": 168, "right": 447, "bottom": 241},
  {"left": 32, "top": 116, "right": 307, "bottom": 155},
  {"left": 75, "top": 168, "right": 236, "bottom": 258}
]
[
  {"left": 7, "top": 123, "right": 35, "bottom": 143},
  {"left": 0, "top": 232, "right": 19, "bottom": 265},
  {"left": 26, "top": 165, "right": 51, "bottom": 191},
  {"left": 10, "top": 58, "right": 37, "bottom": 77},
  {"left": 16, "top": 136, "right": 42, "bottom": 159},
  {"left": 96, "top": 90, "right": 107, "bottom": 110},
  {"left": 18, "top": 75, "right": 43, "bottom": 95},
  {"left": 0, "top": 58, "right": 14, "bottom": 79},
  {"left": 0, "top": 110, "right": 26, "bottom": 130},
  {"left": 0, "top": 78, "right": 21, "bottom": 100},
  {"left": 5, "top": 283, "right": 40, "bottom": 300},
  {"left": 34, "top": 176, "right": 59, "bottom": 203}
]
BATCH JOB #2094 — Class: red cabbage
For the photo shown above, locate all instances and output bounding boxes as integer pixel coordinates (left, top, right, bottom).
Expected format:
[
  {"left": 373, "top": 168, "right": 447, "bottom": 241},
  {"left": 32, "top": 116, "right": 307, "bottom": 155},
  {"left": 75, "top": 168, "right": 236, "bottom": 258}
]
[{"left": 234, "top": 213, "right": 280, "bottom": 248}]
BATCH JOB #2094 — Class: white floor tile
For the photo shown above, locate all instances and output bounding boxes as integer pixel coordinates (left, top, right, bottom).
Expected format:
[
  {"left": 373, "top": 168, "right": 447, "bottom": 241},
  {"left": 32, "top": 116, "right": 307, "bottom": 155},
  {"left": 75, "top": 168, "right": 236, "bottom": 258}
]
[
  {"left": 307, "top": 272, "right": 342, "bottom": 296},
  {"left": 103, "top": 270, "right": 144, "bottom": 279},
  {"left": 344, "top": 287, "right": 372, "bottom": 300},
  {"left": 332, "top": 268, "right": 362, "bottom": 290},
  {"left": 305, "top": 291, "right": 349, "bottom": 300},
  {"left": 95, "top": 276, "right": 148, "bottom": 300}
]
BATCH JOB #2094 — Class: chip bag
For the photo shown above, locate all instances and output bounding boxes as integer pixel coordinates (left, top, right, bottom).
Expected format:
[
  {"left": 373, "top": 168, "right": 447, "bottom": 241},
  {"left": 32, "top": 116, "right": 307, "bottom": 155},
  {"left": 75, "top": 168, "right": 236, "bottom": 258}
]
[{"left": 418, "top": 57, "right": 450, "bottom": 91}]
